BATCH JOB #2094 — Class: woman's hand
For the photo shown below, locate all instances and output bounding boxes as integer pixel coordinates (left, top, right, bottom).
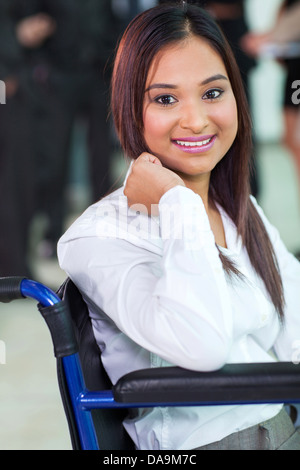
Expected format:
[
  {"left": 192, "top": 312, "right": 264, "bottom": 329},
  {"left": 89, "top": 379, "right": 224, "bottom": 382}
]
[
  {"left": 16, "top": 13, "right": 56, "bottom": 49},
  {"left": 124, "top": 153, "right": 185, "bottom": 215},
  {"left": 240, "top": 32, "right": 272, "bottom": 58}
]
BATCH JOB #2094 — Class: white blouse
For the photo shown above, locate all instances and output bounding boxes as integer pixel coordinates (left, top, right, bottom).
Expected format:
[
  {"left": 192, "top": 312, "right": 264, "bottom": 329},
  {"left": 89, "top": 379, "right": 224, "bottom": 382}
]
[{"left": 57, "top": 183, "right": 300, "bottom": 450}]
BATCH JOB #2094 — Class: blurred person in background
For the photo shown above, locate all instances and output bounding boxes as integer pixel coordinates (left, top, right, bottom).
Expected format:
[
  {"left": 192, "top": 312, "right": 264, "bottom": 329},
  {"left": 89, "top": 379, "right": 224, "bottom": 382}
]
[
  {"left": 0, "top": 0, "right": 35, "bottom": 276},
  {"left": 1, "top": 0, "right": 123, "bottom": 263},
  {"left": 242, "top": 0, "right": 300, "bottom": 260},
  {"left": 242, "top": 0, "right": 300, "bottom": 195}
]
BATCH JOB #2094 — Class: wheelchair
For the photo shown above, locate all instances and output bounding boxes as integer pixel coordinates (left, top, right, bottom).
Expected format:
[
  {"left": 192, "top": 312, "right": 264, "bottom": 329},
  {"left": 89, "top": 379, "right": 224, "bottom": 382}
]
[{"left": 1, "top": 276, "right": 300, "bottom": 450}]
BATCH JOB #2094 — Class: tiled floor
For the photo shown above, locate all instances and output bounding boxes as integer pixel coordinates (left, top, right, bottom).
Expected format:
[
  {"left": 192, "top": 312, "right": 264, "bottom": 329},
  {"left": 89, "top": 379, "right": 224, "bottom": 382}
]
[
  {"left": 0, "top": 141, "right": 299, "bottom": 450},
  {"left": 0, "top": 298, "right": 71, "bottom": 450}
]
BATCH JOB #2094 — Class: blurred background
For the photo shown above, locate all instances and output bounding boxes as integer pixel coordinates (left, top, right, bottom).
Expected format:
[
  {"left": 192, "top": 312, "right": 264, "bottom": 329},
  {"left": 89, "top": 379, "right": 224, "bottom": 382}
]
[{"left": 0, "top": 0, "right": 299, "bottom": 450}]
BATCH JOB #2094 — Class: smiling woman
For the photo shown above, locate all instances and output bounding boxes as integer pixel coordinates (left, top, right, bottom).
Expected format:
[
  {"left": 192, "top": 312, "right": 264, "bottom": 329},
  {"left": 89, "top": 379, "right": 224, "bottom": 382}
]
[{"left": 58, "top": 2, "right": 300, "bottom": 450}]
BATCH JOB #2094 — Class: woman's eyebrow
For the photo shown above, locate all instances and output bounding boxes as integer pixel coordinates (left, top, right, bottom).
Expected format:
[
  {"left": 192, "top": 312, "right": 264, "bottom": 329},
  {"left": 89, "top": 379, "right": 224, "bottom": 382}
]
[
  {"left": 145, "top": 83, "right": 177, "bottom": 92},
  {"left": 201, "top": 74, "right": 228, "bottom": 85},
  {"left": 145, "top": 74, "right": 228, "bottom": 92}
]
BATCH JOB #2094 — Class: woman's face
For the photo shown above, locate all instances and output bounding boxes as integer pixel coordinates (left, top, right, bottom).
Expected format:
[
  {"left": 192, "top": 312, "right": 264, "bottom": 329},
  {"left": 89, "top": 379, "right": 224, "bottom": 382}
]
[{"left": 143, "top": 36, "right": 238, "bottom": 185}]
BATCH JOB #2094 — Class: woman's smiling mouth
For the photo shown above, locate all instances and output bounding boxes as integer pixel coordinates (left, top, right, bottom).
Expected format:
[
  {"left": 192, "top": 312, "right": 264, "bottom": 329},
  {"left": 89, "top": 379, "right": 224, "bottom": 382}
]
[{"left": 172, "top": 135, "right": 216, "bottom": 153}]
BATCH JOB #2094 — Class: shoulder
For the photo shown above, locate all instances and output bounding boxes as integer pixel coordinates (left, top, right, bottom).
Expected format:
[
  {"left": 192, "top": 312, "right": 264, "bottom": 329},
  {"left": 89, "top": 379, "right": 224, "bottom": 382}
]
[
  {"left": 249, "top": 195, "right": 279, "bottom": 234},
  {"left": 249, "top": 195, "right": 300, "bottom": 270},
  {"left": 248, "top": 195, "right": 284, "bottom": 246},
  {"left": 58, "top": 186, "right": 163, "bottom": 253}
]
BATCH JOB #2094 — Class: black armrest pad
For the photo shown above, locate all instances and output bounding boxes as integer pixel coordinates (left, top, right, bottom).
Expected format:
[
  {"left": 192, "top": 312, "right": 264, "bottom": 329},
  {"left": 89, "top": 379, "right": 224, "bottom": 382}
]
[{"left": 113, "top": 362, "right": 300, "bottom": 405}]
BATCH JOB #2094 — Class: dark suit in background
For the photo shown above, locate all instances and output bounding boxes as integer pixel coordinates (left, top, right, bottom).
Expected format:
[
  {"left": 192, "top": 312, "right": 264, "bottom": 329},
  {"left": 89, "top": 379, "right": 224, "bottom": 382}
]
[{"left": 0, "top": 0, "right": 122, "bottom": 273}]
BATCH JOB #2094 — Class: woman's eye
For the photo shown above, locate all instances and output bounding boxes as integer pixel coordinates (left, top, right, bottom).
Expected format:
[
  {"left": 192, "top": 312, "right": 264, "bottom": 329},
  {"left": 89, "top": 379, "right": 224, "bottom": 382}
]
[
  {"left": 155, "top": 95, "right": 177, "bottom": 106},
  {"left": 203, "top": 89, "right": 223, "bottom": 100}
]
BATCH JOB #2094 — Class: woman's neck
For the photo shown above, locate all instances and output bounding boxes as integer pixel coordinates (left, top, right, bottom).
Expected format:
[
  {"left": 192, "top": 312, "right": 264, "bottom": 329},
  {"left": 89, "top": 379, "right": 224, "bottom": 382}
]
[
  {"left": 179, "top": 172, "right": 227, "bottom": 248},
  {"left": 178, "top": 171, "right": 211, "bottom": 210}
]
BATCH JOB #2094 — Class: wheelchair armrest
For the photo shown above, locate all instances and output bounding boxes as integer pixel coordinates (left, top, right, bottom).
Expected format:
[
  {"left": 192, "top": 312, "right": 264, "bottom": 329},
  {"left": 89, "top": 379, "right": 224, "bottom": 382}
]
[{"left": 113, "top": 362, "right": 300, "bottom": 405}]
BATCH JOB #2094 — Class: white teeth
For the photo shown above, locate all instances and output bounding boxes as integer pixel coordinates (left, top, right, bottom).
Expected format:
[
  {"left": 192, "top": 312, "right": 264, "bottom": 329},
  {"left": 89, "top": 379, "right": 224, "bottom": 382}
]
[{"left": 176, "top": 137, "right": 212, "bottom": 147}]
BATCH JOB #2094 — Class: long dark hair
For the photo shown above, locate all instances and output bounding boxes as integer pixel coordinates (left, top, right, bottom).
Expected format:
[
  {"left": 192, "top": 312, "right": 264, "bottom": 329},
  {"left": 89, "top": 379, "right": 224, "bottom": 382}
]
[{"left": 111, "top": 2, "right": 285, "bottom": 319}]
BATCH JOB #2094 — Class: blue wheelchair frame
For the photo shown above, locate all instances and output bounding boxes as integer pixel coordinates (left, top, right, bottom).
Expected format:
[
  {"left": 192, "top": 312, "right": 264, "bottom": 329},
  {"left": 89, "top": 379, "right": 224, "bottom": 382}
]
[
  {"left": 2, "top": 277, "right": 300, "bottom": 451},
  {"left": 20, "top": 278, "right": 107, "bottom": 450}
]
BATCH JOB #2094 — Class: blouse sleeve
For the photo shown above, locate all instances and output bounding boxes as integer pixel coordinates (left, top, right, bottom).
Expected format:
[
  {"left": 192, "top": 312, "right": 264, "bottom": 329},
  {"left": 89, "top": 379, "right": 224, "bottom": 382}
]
[{"left": 58, "top": 186, "right": 234, "bottom": 371}]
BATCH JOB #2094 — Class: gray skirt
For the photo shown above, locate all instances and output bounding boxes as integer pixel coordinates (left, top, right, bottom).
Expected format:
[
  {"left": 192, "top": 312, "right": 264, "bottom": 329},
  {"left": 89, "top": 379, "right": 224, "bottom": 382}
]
[{"left": 195, "top": 407, "right": 300, "bottom": 450}]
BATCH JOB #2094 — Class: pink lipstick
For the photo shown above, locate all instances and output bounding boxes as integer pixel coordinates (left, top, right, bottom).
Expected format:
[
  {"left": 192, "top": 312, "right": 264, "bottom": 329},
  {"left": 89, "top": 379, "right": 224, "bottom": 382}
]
[{"left": 172, "top": 135, "right": 216, "bottom": 153}]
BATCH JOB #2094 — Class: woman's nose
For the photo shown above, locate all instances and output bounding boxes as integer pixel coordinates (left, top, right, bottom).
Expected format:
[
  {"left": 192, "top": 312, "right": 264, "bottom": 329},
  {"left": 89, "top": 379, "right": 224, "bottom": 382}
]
[{"left": 179, "top": 102, "right": 209, "bottom": 133}]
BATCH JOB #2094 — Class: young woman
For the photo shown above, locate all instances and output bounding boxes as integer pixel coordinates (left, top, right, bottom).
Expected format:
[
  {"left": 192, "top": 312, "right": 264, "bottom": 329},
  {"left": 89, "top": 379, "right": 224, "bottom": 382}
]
[{"left": 58, "top": 3, "right": 300, "bottom": 450}]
